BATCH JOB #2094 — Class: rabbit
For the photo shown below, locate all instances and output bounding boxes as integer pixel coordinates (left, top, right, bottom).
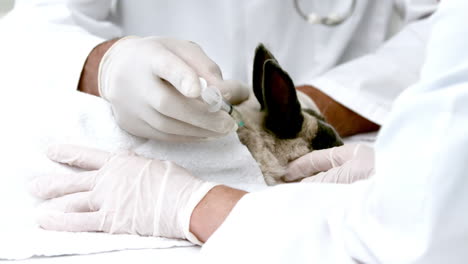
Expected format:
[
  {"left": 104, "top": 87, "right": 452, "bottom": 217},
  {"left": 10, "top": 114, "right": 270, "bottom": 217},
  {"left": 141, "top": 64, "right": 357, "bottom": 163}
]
[{"left": 236, "top": 44, "right": 343, "bottom": 185}]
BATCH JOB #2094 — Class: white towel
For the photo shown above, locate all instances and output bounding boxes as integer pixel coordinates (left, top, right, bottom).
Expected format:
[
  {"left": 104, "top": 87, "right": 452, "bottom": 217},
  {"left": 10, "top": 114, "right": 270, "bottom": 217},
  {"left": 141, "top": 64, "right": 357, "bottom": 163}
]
[{"left": 0, "top": 89, "right": 266, "bottom": 260}]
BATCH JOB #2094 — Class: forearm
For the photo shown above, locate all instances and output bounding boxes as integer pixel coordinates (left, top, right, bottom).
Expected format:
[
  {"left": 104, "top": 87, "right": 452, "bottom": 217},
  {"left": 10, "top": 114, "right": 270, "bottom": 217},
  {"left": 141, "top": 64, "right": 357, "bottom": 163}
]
[
  {"left": 297, "top": 85, "right": 380, "bottom": 137},
  {"left": 190, "top": 185, "right": 247, "bottom": 243},
  {"left": 78, "top": 38, "right": 120, "bottom": 96}
]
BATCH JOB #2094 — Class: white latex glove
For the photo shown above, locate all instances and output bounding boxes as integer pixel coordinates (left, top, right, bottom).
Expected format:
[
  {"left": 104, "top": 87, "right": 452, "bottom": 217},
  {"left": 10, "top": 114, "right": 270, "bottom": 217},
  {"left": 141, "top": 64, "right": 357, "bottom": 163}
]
[
  {"left": 29, "top": 144, "right": 218, "bottom": 245},
  {"left": 98, "top": 36, "right": 250, "bottom": 141},
  {"left": 283, "top": 144, "right": 374, "bottom": 184}
]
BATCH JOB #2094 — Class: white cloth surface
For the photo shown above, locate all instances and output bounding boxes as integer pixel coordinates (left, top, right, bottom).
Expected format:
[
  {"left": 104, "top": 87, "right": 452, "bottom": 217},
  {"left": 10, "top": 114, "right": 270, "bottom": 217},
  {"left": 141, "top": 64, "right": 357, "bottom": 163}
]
[
  {"left": 0, "top": 89, "right": 265, "bottom": 260},
  {"left": 11, "top": 247, "right": 201, "bottom": 264}
]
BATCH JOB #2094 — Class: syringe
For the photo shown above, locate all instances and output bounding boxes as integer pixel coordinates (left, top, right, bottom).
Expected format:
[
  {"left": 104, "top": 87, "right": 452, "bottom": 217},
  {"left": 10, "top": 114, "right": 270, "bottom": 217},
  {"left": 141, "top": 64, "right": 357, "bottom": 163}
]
[{"left": 199, "top": 77, "right": 244, "bottom": 127}]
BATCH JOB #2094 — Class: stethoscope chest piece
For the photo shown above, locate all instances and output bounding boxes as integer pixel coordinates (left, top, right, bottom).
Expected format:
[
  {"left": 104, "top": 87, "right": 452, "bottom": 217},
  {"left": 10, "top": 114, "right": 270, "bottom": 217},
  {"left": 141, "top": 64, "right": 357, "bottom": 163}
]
[{"left": 293, "top": 0, "right": 357, "bottom": 26}]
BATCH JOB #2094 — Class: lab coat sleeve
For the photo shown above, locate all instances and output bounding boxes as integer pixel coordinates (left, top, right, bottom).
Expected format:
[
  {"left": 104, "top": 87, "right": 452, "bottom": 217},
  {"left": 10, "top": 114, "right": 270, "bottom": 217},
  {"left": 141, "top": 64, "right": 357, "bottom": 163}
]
[
  {"left": 200, "top": 183, "right": 370, "bottom": 264},
  {"left": 307, "top": 0, "right": 438, "bottom": 125},
  {"left": 0, "top": 0, "right": 121, "bottom": 92},
  {"left": 201, "top": 1, "right": 468, "bottom": 263}
]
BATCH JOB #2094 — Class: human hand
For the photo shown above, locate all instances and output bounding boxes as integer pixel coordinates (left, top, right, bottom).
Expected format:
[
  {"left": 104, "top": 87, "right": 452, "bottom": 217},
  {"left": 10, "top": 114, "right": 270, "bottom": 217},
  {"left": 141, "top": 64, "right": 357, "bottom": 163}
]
[
  {"left": 283, "top": 144, "right": 374, "bottom": 184},
  {"left": 98, "top": 36, "right": 250, "bottom": 141},
  {"left": 29, "top": 144, "right": 218, "bottom": 244}
]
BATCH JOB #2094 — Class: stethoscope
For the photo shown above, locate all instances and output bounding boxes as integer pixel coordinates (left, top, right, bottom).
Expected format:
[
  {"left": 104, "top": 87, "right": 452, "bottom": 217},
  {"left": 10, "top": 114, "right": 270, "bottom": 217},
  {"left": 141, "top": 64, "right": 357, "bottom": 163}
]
[{"left": 293, "top": 0, "right": 357, "bottom": 26}]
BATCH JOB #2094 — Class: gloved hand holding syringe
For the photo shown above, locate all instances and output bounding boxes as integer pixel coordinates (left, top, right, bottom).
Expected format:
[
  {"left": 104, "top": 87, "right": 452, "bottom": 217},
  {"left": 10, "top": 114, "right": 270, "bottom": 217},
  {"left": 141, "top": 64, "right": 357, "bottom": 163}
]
[
  {"left": 97, "top": 36, "right": 250, "bottom": 141},
  {"left": 199, "top": 77, "right": 245, "bottom": 128}
]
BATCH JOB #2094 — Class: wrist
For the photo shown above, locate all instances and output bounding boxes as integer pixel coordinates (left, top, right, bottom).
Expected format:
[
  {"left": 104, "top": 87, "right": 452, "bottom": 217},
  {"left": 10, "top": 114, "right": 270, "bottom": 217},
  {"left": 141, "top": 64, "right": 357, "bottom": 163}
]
[
  {"left": 189, "top": 185, "right": 247, "bottom": 244},
  {"left": 78, "top": 38, "right": 120, "bottom": 96},
  {"left": 97, "top": 36, "right": 141, "bottom": 99}
]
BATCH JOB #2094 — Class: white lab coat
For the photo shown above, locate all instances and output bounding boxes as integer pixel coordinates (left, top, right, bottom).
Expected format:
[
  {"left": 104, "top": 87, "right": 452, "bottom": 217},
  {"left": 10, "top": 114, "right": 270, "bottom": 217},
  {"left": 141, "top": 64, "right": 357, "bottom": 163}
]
[
  {"left": 200, "top": 0, "right": 468, "bottom": 263},
  {"left": 1, "top": 0, "right": 437, "bottom": 125}
]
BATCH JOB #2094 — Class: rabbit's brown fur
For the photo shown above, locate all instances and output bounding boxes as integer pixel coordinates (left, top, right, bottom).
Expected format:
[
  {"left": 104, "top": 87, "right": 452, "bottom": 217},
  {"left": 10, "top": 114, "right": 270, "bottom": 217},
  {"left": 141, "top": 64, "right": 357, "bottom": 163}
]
[
  {"left": 235, "top": 44, "right": 342, "bottom": 185},
  {"left": 237, "top": 98, "right": 319, "bottom": 185}
]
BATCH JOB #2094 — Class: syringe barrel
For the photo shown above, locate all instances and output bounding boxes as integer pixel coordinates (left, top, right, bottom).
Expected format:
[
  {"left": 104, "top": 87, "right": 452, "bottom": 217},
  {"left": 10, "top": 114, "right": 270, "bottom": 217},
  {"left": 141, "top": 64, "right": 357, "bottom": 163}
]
[{"left": 199, "top": 77, "right": 228, "bottom": 112}]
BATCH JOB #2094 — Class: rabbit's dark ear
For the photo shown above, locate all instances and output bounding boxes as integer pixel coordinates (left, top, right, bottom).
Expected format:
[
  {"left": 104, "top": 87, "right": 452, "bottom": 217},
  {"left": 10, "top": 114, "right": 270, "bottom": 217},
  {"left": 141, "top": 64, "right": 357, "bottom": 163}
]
[
  {"left": 253, "top": 44, "right": 277, "bottom": 110},
  {"left": 263, "top": 59, "right": 303, "bottom": 139}
]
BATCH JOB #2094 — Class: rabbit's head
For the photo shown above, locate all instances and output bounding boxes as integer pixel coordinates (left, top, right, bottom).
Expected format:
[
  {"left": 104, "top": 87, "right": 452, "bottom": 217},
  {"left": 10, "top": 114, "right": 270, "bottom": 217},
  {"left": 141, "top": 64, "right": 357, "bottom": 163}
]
[{"left": 236, "top": 44, "right": 343, "bottom": 185}]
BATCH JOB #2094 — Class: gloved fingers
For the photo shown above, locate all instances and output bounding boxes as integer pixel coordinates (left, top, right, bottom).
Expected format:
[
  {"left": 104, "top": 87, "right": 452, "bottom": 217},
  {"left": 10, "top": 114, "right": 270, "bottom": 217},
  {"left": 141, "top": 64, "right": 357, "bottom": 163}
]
[
  {"left": 28, "top": 171, "right": 97, "bottom": 199},
  {"left": 151, "top": 47, "right": 201, "bottom": 98},
  {"left": 300, "top": 161, "right": 373, "bottom": 184},
  {"left": 216, "top": 79, "right": 250, "bottom": 105},
  {"left": 160, "top": 39, "right": 224, "bottom": 84},
  {"left": 37, "top": 211, "right": 108, "bottom": 233},
  {"left": 159, "top": 39, "right": 242, "bottom": 102},
  {"left": 331, "top": 143, "right": 365, "bottom": 159},
  {"left": 283, "top": 147, "right": 341, "bottom": 182},
  {"left": 300, "top": 165, "right": 347, "bottom": 184},
  {"left": 353, "top": 144, "right": 375, "bottom": 162},
  {"left": 38, "top": 192, "right": 93, "bottom": 213},
  {"left": 143, "top": 107, "right": 231, "bottom": 138},
  {"left": 47, "top": 144, "right": 113, "bottom": 170},
  {"left": 124, "top": 118, "right": 209, "bottom": 142},
  {"left": 147, "top": 83, "right": 237, "bottom": 135},
  {"left": 110, "top": 109, "right": 206, "bottom": 141},
  {"left": 283, "top": 144, "right": 368, "bottom": 182}
]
